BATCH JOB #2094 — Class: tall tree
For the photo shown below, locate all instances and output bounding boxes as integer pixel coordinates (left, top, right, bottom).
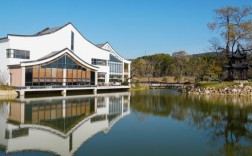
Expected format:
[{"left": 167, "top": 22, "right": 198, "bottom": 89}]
[
  {"left": 172, "top": 51, "right": 189, "bottom": 77},
  {"left": 208, "top": 6, "right": 252, "bottom": 53}
]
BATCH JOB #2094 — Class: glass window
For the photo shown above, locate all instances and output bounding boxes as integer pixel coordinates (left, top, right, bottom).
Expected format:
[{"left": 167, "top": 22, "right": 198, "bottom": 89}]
[
  {"left": 6, "top": 49, "right": 12, "bottom": 58},
  {"left": 91, "top": 71, "right": 95, "bottom": 85},
  {"left": 91, "top": 58, "right": 107, "bottom": 66},
  {"left": 9, "top": 49, "right": 30, "bottom": 59},
  {"left": 24, "top": 55, "right": 95, "bottom": 86},
  {"left": 110, "top": 54, "right": 122, "bottom": 63},
  {"left": 71, "top": 31, "right": 74, "bottom": 51},
  {"left": 25, "top": 68, "right": 33, "bottom": 86}
]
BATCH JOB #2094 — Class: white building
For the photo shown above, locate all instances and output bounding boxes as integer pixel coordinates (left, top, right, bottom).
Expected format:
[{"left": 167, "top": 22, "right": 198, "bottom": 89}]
[{"left": 0, "top": 22, "right": 131, "bottom": 87}]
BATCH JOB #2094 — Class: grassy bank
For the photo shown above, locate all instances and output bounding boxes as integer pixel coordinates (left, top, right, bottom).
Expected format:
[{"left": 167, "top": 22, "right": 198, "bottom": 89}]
[
  {"left": 195, "top": 81, "right": 252, "bottom": 89},
  {"left": 131, "top": 84, "right": 149, "bottom": 90},
  {"left": 196, "top": 82, "right": 235, "bottom": 89},
  {"left": 132, "top": 76, "right": 195, "bottom": 83},
  {"left": 0, "top": 85, "right": 14, "bottom": 90}
]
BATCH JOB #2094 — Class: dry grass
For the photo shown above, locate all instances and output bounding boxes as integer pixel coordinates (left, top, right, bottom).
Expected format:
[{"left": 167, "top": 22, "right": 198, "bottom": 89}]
[
  {"left": 196, "top": 81, "right": 238, "bottom": 89},
  {"left": 0, "top": 85, "right": 14, "bottom": 90},
  {"left": 132, "top": 76, "right": 195, "bottom": 83}
]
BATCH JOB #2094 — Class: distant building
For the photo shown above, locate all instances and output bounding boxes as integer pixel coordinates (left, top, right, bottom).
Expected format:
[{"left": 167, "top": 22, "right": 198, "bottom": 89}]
[
  {"left": 223, "top": 44, "right": 250, "bottom": 80},
  {"left": 0, "top": 23, "right": 131, "bottom": 87}
]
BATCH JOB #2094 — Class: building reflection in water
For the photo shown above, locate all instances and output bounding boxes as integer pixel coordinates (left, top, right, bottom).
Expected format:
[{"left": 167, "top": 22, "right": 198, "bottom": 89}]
[{"left": 0, "top": 92, "right": 130, "bottom": 155}]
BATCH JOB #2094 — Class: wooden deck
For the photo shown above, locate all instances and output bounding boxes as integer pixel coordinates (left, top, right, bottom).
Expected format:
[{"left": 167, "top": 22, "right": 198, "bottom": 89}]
[{"left": 14, "top": 85, "right": 130, "bottom": 97}]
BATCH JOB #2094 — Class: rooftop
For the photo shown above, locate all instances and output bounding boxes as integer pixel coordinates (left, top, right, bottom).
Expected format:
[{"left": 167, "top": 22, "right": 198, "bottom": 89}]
[{"left": 35, "top": 26, "right": 63, "bottom": 36}]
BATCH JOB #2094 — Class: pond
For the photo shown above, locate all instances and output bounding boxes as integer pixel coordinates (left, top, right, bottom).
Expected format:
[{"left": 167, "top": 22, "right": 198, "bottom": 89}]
[{"left": 0, "top": 89, "right": 252, "bottom": 156}]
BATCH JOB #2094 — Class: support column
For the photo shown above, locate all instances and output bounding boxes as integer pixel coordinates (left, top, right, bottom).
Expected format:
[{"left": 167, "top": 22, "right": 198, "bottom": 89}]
[
  {"left": 20, "top": 104, "right": 25, "bottom": 124},
  {"left": 21, "top": 67, "right": 25, "bottom": 87},
  {"left": 122, "top": 63, "right": 125, "bottom": 82},
  {"left": 62, "top": 99, "right": 66, "bottom": 118},
  {"left": 63, "top": 69, "right": 66, "bottom": 86},
  {"left": 93, "top": 88, "right": 97, "bottom": 95},
  {"left": 20, "top": 90, "right": 25, "bottom": 97},
  {"left": 61, "top": 89, "right": 66, "bottom": 96},
  {"left": 94, "top": 97, "right": 98, "bottom": 112},
  {"left": 95, "top": 71, "right": 98, "bottom": 86},
  {"left": 121, "top": 96, "right": 124, "bottom": 115},
  {"left": 128, "top": 63, "right": 131, "bottom": 83}
]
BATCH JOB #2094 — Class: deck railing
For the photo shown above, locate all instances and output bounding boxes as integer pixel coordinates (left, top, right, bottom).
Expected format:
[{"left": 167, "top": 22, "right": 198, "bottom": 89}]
[{"left": 13, "top": 85, "right": 97, "bottom": 90}]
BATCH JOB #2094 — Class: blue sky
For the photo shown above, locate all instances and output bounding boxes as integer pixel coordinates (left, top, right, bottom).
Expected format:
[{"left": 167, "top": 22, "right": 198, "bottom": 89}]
[{"left": 0, "top": 0, "right": 251, "bottom": 59}]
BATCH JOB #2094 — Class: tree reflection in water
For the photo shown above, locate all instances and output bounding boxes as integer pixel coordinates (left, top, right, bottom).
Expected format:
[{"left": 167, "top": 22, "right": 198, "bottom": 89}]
[{"left": 131, "top": 89, "right": 252, "bottom": 156}]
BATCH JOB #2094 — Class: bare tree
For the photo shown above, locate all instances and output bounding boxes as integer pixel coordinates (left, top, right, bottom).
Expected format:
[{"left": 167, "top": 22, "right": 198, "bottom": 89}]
[
  {"left": 0, "top": 70, "right": 9, "bottom": 85},
  {"left": 209, "top": 37, "right": 222, "bottom": 54}
]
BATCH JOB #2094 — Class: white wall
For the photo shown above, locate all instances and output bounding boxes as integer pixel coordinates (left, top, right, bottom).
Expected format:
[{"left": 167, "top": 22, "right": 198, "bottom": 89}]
[
  {"left": 8, "top": 31, "right": 70, "bottom": 61},
  {"left": 67, "top": 24, "right": 109, "bottom": 63},
  {"left": 8, "top": 24, "right": 109, "bottom": 63},
  {"left": 6, "top": 23, "right": 110, "bottom": 82},
  {"left": 96, "top": 65, "right": 110, "bottom": 83},
  {"left": 0, "top": 40, "right": 10, "bottom": 84}
]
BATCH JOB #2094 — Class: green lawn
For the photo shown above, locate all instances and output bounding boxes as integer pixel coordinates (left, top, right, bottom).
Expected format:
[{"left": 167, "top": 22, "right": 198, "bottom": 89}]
[{"left": 196, "top": 82, "right": 239, "bottom": 89}]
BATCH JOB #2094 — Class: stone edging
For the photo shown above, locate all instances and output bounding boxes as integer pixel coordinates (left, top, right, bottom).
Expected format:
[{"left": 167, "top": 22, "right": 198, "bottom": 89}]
[{"left": 180, "top": 84, "right": 252, "bottom": 96}]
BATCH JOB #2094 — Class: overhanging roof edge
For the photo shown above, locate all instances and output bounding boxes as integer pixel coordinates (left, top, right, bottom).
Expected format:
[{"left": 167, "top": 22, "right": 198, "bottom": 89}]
[{"left": 19, "top": 48, "right": 99, "bottom": 70}]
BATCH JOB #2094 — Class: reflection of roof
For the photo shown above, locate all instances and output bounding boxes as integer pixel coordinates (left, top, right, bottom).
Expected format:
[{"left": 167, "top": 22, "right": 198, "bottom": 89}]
[{"left": 35, "top": 114, "right": 92, "bottom": 133}]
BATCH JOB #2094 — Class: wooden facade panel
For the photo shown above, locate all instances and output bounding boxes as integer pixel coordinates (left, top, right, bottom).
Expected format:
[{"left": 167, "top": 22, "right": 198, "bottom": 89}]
[{"left": 9, "top": 68, "right": 22, "bottom": 87}]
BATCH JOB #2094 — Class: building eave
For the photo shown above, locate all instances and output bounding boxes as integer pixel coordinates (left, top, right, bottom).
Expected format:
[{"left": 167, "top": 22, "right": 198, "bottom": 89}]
[
  {"left": 6, "top": 22, "right": 110, "bottom": 53},
  {"left": 15, "top": 48, "right": 98, "bottom": 71},
  {"left": 68, "top": 24, "right": 110, "bottom": 53},
  {"left": 7, "top": 22, "right": 72, "bottom": 38},
  {"left": 102, "top": 42, "right": 131, "bottom": 63},
  {"left": 0, "top": 37, "right": 9, "bottom": 43}
]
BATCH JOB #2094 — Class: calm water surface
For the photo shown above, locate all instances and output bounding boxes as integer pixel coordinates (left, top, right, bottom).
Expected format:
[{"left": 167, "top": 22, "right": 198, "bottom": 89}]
[{"left": 1, "top": 89, "right": 252, "bottom": 156}]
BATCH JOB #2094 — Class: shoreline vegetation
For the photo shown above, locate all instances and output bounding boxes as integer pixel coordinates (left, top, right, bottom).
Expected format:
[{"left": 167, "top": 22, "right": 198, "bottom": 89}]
[
  {"left": 130, "top": 76, "right": 195, "bottom": 90},
  {"left": 131, "top": 77, "right": 252, "bottom": 97},
  {"left": 0, "top": 85, "right": 14, "bottom": 90},
  {"left": 0, "top": 85, "right": 18, "bottom": 99}
]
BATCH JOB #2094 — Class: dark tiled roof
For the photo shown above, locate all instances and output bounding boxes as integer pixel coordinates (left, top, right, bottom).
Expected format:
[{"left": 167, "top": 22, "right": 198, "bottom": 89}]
[
  {"left": 233, "top": 51, "right": 246, "bottom": 59},
  {"left": 0, "top": 37, "right": 8, "bottom": 41},
  {"left": 35, "top": 26, "right": 63, "bottom": 35},
  {"left": 37, "top": 51, "right": 61, "bottom": 61},
  {"left": 5, "top": 23, "right": 71, "bottom": 37},
  {"left": 96, "top": 43, "right": 106, "bottom": 48},
  {"left": 21, "top": 49, "right": 65, "bottom": 64}
]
